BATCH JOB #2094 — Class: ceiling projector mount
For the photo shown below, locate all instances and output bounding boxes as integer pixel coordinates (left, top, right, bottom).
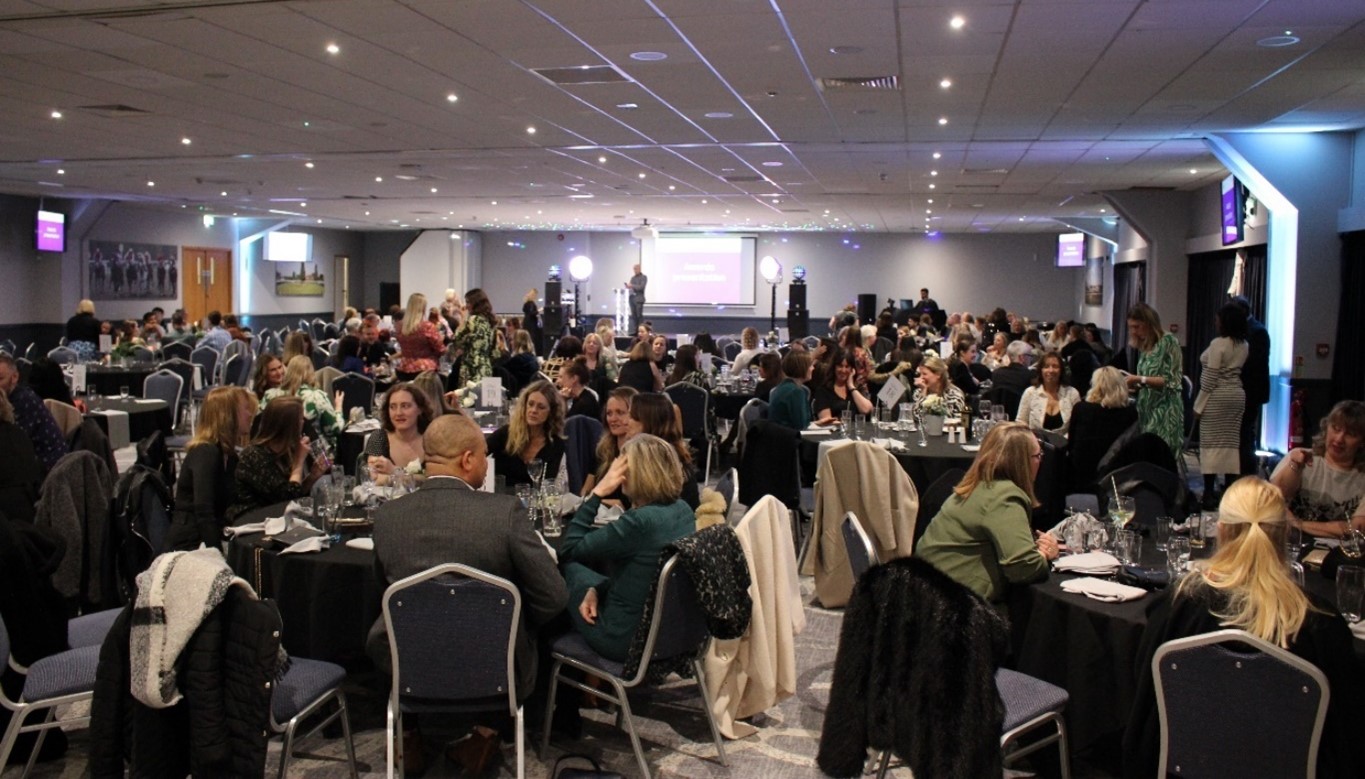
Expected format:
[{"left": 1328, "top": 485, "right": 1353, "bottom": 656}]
[{"left": 631, "top": 219, "right": 659, "bottom": 240}]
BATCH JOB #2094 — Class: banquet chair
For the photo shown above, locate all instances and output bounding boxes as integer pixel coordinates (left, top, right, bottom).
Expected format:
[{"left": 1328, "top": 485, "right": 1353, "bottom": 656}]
[
  {"left": 915, "top": 468, "right": 965, "bottom": 545},
  {"left": 984, "top": 384, "right": 1023, "bottom": 420},
  {"left": 322, "top": 338, "right": 340, "bottom": 356},
  {"left": 43, "top": 399, "right": 83, "bottom": 438},
  {"left": 46, "top": 346, "right": 78, "bottom": 365},
  {"left": 841, "top": 512, "right": 879, "bottom": 582},
  {"left": 143, "top": 369, "right": 184, "bottom": 428},
  {"left": 315, "top": 365, "right": 344, "bottom": 396},
  {"left": 541, "top": 555, "right": 728, "bottom": 779},
  {"left": 1153, "top": 629, "right": 1326, "bottom": 779},
  {"left": 311, "top": 318, "right": 327, "bottom": 342},
  {"left": 16, "top": 357, "right": 32, "bottom": 386},
  {"left": 0, "top": 338, "right": 15, "bottom": 356},
  {"left": 383, "top": 564, "right": 524, "bottom": 779},
  {"left": 1099, "top": 462, "right": 1184, "bottom": 528},
  {"left": 323, "top": 322, "right": 341, "bottom": 340},
  {"left": 161, "top": 340, "right": 192, "bottom": 362},
  {"left": 310, "top": 346, "right": 329, "bottom": 371},
  {"left": 722, "top": 342, "right": 742, "bottom": 361},
  {"left": 872, "top": 337, "right": 894, "bottom": 362},
  {"left": 715, "top": 467, "right": 739, "bottom": 525},
  {"left": 664, "top": 381, "right": 714, "bottom": 481},
  {"left": 564, "top": 415, "right": 604, "bottom": 495},
  {"left": 734, "top": 397, "right": 769, "bottom": 458},
  {"left": 334, "top": 373, "right": 376, "bottom": 422},
  {"left": 190, "top": 343, "right": 218, "bottom": 377},
  {"left": 157, "top": 358, "right": 197, "bottom": 412},
  {"left": 0, "top": 612, "right": 101, "bottom": 778},
  {"left": 271, "top": 656, "right": 360, "bottom": 779},
  {"left": 131, "top": 346, "right": 156, "bottom": 363}
]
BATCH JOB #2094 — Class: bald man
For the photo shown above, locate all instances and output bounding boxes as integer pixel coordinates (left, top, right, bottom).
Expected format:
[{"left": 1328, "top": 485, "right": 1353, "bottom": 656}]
[{"left": 368, "top": 414, "right": 567, "bottom": 696}]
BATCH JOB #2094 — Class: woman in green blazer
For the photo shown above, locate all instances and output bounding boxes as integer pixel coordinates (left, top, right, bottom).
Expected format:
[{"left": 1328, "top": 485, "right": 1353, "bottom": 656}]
[{"left": 560, "top": 433, "right": 696, "bottom": 661}]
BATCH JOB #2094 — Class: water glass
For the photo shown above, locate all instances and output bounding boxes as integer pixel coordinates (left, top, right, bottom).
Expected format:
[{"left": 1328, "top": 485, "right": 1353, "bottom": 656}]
[
  {"left": 1154, "top": 516, "right": 1173, "bottom": 552},
  {"left": 1188, "top": 513, "right": 1207, "bottom": 549},
  {"left": 119, "top": 384, "right": 130, "bottom": 399},
  {"left": 516, "top": 484, "right": 534, "bottom": 509},
  {"left": 898, "top": 403, "right": 914, "bottom": 432},
  {"left": 978, "top": 399, "right": 992, "bottom": 420},
  {"left": 1335, "top": 565, "right": 1364, "bottom": 623},
  {"left": 1341, "top": 529, "right": 1365, "bottom": 561},
  {"left": 1085, "top": 525, "right": 1108, "bottom": 553},
  {"left": 840, "top": 409, "right": 853, "bottom": 435},
  {"left": 1167, "top": 536, "right": 1191, "bottom": 576},
  {"left": 854, "top": 414, "right": 867, "bottom": 440},
  {"left": 1117, "top": 529, "right": 1143, "bottom": 565},
  {"left": 991, "top": 404, "right": 1007, "bottom": 422},
  {"left": 1064, "top": 521, "right": 1086, "bottom": 553},
  {"left": 542, "top": 512, "right": 563, "bottom": 538},
  {"left": 340, "top": 475, "right": 356, "bottom": 507},
  {"left": 1285, "top": 524, "right": 1304, "bottom": 562}
]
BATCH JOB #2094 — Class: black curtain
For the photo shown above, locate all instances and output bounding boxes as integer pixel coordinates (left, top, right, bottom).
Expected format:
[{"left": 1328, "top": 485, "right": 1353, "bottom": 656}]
[
  {"left": 1111, "top": 262, "right": 1146, "bottom": 353},
  {"left": 1184, "top": 246, "right": 1267, "bottom": 381},
  {"left": 1332, "top": 232, "right": 1365, "bottom": 403}
]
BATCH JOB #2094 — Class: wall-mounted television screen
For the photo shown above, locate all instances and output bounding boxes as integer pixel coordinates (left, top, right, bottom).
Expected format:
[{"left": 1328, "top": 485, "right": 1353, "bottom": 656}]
[
  {"left": 1221, "top": 174, "right": 1245, "bottom": 246},
  {"left": 264, "top": 230, "right": 312, "bottom": 263},
  {"left": 1056, "top": 232, "right": 1085, "bottom": 267},
  {"left": 36, "top": 209, "right": 65, "bottom": 253}
]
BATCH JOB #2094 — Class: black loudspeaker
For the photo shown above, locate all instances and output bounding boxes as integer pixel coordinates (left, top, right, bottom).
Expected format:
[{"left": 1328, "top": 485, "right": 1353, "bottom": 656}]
[
  {"left": 544, "top": 279, "right": 562, "bottom": 305},
  {"left": 787, "top": 309, "right": 810, "bottom": 340},
  {"left": 541, "top": 306, "right": 563, "bottom": 355},
  {"left": 787, "top": 281, "right": 807, "bottom": 310},
  {"left": 856, "top": 293, "right": 877, "bottom": 325}
]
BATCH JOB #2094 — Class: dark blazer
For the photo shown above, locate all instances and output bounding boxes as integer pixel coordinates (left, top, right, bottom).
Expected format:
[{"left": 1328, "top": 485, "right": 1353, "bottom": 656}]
[
  {"left": 370, "top": 477, "right": 567, "bottom": 695},
  {"left": 988, "top": 364, "right": 1033, "bottom": 396},
  {"left": 565, "top": 389, "right": 601, "bottom": 421},
  {"left": 1242, "top": 316, "right": 1271, "bottom": 406}
]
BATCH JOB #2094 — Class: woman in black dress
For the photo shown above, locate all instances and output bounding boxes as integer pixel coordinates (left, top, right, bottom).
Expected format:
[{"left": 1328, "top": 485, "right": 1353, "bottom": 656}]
[
  {"left": 164, "top": 387, "right": 258, "bottom": 551},
  {"left": 486, "top": 380, "right": 566, "bottom": 487},
  {"left": 229, "top": 396, "right": 328, "bottom": 519}
]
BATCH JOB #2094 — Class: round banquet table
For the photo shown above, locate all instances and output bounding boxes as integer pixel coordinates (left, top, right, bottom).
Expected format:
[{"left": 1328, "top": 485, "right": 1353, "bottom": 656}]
[
  {"left": 85, "top": 364, "right": 156, "bottom": 398},
  {"left": 808, "top": 428, "right": 977, "bottom": 498},
  {"left": 710, "top": 390, "right": 755, "bottom": 420},
  {"left": 85, "top": 396, "right": 172, "bottom": 446},
  {"left": 225, "top": 502, "right": 382, "bottom": 666}
]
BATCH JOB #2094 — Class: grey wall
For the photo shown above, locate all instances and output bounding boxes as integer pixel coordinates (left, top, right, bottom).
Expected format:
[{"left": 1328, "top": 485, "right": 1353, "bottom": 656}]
[
  {"left": 239, "top": 225, "right": 365, "bottom": 318},
  {"left": 359, "top": 231, "right": 416, "bottom": 309},
  {"left": 0, "top": 194, "right": 69, "bottom": 325}
]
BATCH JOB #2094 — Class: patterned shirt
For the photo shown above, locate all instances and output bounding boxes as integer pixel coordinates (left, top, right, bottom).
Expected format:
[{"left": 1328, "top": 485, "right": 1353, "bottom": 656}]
[
  {"left": 9, "top": 385, "right": 68, "bottom": 472},
  {"left": 453, "top": 315, "right": 497, "bottom": 385},
  {"left": 261, "top": 384, "right": 341, "bottom": 447},
  {"left": 1271, "top": 452, "right": 1365, "bottom": 522}
]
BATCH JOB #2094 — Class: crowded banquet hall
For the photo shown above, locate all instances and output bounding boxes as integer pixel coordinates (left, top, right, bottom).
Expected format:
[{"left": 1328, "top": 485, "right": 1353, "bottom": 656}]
[{"left": 4, "top": 1, "right": 1365, "bottom": 777}]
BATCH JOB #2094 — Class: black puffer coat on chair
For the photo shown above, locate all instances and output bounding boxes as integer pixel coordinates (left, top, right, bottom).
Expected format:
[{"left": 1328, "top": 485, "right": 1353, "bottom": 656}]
[{"left": 817, "top": 557, "right": 1009, "bottom": 779}]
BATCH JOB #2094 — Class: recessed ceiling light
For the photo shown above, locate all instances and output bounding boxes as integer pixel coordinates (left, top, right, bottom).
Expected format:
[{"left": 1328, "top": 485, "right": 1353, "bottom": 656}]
[
  {"left": 930, "top": 170, "right": 938, "bottom": 176},
  {"left": 300, "top": 202, "right": 307, "bottom": 207},
  {"left": 668, "top": 185, "right": 676, "bottom": 191},
  {"left": 220, "top": 191, "right": 226, "bottom": 196},
  {"left": 431, "top": 187, "right": 438, "bottom": 193},
  {"left": 1100, "top": 208, "right": 1107, "bottom": 213},
  {"left": 50, "top": 110, "right": 62, "bottom": 119},
  {"left": 305, "top": 161, "right": 314, "bottom": 168},
  {"left": 630, "top": 51, "right": 668, "bottom": 61},
  {"left": 829, "top": 45, "right": 863, "bottom": 55},
  {"left": 1189, "top": 168, "right": 1198, "bottom": 174},
  {"left": 598, "top": 155, "right": 607, "bottom": 164},
  {"left": 147, "top": 181, "right": 155, "bottom": 187},
  {"left": 375, "top": 176, "right": 383, "bottom": 182},
  {"left": 325, "top": 43, "right": 340, "bottom": 54},
  {"left": 364, "top": 211, "right": 370, "bottom": 216},
  {"left": 939, "top": 78, "right": 952, "bottom": 89},
  {"left": 1019, "top": 216, "right": 1026, "bottom": 221},
  {"left": 491, "top": 200, "right": 497, "bottom": 205},
  {"left": 616, "top": 102, "right": 639, "bottom": 110},
  {"left": 929, "top": 183, "right": 936, "bottom": 189},
  {"left": 938, "top": 117, "right": 949, "bottom": 125},
  {"left": 701, "top": 199, "right": 708, "bottom": 204},
  {"left": 446, "top": 93, "right": 458, "bottom": 103},
  {"left": 926, "top": 209, "right": 932, "bottom": 214},
  {"left": 181, "top": 137, "right": 192, "bottom": 145},
  {"left": 762, "top": 161, "right": 784, "bottom": 167},
  {"left": 950, "top": 15, "right": 965, "bottom": 29},
  {"left": 704, "top": 111, "right": 734, "bottom": 119},
  {"left": 637, "top": 173, "right": 646, "bottom": 179},
  {"left": 927, "top": 199, "right": 934, "bottom": 204},
  {"left": 933, "top": 152, "right": 942, "bottom": 159},
  {"left": 57, "top": 169, "right": 65, "bottom": 175},
  {"left": 853, "top": 108, "right": 877, "bottom": 115},
  {"left": 1256, "top": 34, "right": 1300, "bottom": 48},
  {"left": 526, "top": 126, "right": 536, "bottom": 134}
]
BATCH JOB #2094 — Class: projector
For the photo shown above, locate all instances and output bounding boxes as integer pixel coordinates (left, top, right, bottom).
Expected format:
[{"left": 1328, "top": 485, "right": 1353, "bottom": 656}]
[{"left": 631, "top": 222, "right": 658, "bottom": 240}]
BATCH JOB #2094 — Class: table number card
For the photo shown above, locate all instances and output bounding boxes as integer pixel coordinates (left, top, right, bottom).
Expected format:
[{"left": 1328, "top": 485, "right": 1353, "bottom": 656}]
[
  {"left": 99, "top": 335, "right": 113, "bottom": 353},
  {"left": 71, "top": 363, "right": 87, "bottom": 394},
  {"left": 480, "top": 376, "right": 503, "bottom": 409},
  {"left": 878, "top": 373, "right": 908, "bottom": 408}
]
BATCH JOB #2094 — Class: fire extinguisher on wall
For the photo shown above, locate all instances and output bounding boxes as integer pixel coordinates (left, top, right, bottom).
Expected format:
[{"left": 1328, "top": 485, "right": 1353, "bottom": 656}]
[{"left": 1289, "top": 389, "right": 1305, "bottom": 449}]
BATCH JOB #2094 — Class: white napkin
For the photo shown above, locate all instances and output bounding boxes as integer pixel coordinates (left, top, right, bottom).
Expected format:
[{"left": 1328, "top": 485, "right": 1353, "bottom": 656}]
[
  {"left": 1059, "top": 577, "right": 1147, "bottom": 603},
  {"left": 223, "top": 512, "right": 320, "bottom": 539},
  {"left": 872, "top": 437, "right": 906, "bottom": 452},
  {"left": 558, "top": 492, "right": 583, "bottom": 515},
  {"left": 344, "top": 537, "right": 375, "bottom": 551},
  {"left": 279, "top": 535, "right": 330, "bottom": 555},
  {"left": 593, "top": 503, "right": 624, "bottom": 527},
  {"left": 1054, "top": 551, "right": 1121, "bottom": 575},
  {"left": 133, "top": 398, "right": 162, "bottom": 405},
  {"left": 346, "top": 418, "right": 382, "bottom": 432}
]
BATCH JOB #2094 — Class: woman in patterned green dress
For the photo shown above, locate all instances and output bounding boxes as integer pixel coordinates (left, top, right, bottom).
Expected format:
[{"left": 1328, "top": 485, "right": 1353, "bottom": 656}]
[
  {"left": 261, "top": 354, "right": 343, "bottom": 448},
  {"left": 1124, "top": 302, "right": 1184, "bottom": 457},
  {"left": 452, "top": 287, "right": 499, "bottom": 385}
]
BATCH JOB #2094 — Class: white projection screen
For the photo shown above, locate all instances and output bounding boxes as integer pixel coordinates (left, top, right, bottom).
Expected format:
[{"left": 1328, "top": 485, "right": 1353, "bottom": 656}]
[{"left": 642, "top": 234, "right": 756, "bottom": 306}]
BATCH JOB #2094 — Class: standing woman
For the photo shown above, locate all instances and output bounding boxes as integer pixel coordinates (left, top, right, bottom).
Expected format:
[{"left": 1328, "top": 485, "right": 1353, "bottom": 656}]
[
  {"left": 229, "top": 396, "right": 328, "bottom": 519},
  {"left": 1195, "top": 304, "right": 1249, "bottom": 505},
  {"left": 522, "top": 288, "right": 542, "bottom": 355},
  {"left": 261, "top": 355, "right": 343, "bottom": 448},
  {"left": 1124, "top": 302, "right": 1184, "bottom": 458},
  {"left": 452, "top": 288, "right": 498, "bottom": 385},
  {"left": 163, "top": 387, "right": 257, "bottom": 551},
  {"left": 582, "top": 386, "right": 638, "bottom": 497},
  {"left": 365, "top": 382, "right": 435, "bottom": 485},
  {"left": 65, "top": 299, "right": 102, "bottom": 362},
  {"left": 395, "top": 292, "right": 445, "bottom": 381},
  {"left": 486, "top": 380, "right": 566, "bottom": 487},
  {"left": 1016, "top": 352, "right": 1081, "bottom": 433}
]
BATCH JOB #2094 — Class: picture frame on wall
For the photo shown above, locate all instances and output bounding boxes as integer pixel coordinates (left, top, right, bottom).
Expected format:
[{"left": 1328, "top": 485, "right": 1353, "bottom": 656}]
[
  {"left": 1085, "top": 256, "right": 1105, "bottom": 306},
  {"left": 276, "top": 262, "right": 326, "bottom": 297},
  {"left": 87, "top": 240, "right": 178, "bottom": 300}
]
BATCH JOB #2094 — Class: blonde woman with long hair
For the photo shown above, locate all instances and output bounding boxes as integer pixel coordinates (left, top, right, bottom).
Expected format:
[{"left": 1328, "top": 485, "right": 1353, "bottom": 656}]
[
  {"left": 261, "top": 355, "right": 343, "bottom": 447},
  {"left": 914, "top": 422, "right": 1059, "bottom": 603},
  {"left": 395, "top": 292, "right": 444, "bottom": 380},
  {"left": 1124, "top": 477, "right": 1365, "bottom": 777},
  {"left": 163, "top": 386, "right": 258, "bottom": 551},
  {"left": 486, "top": 379, "right": 566, "bottom": 487}
]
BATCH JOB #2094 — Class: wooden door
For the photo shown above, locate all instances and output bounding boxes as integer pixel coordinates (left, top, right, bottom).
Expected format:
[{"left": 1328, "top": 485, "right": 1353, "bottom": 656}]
[{"left": 182, "top": 247, "right": 233, "bottom": 326}]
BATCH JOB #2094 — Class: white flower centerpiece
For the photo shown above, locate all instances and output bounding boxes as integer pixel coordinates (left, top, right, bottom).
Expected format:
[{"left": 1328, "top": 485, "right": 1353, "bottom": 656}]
[{"left": 919, "top": 393, "right": 947, "bottom": 436}]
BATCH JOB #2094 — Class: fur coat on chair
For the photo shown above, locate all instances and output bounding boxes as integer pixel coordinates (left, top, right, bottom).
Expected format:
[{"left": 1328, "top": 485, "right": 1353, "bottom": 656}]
[{"left": 817, "top": 557, "right": 1009, "bottom": 779}]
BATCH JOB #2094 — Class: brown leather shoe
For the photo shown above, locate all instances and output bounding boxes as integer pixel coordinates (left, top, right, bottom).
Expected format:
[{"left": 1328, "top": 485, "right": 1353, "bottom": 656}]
[
  {"left": 445, "top": 725, "right": 501, "bottom": 776},
  {"left": 402, "top": 727, "right": 428, "bottom": 776}
]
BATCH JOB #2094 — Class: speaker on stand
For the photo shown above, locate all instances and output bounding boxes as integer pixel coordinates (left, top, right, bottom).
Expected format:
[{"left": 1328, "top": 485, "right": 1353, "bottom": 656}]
[{"left": 786, "top": 279, "right": 809, "bottom": 340}]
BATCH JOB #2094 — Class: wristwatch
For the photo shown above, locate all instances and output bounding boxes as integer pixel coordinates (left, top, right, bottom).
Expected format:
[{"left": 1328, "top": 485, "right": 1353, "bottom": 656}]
[{"left": 1139, "top": 376, "right": 1147, "bottom": 387}]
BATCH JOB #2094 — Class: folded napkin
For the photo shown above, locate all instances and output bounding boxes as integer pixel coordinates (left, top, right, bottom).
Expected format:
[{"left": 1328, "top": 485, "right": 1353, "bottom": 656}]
[
  {"left": 346, "top": 418, "right": 382, "bottom": 432},
  {"left": 593, "top": 502, "right": 624, "bottom": 527},
  {"left": 279, "top": 535, "right": 330, "bottom": 555},
  {"left": 345, "top": 537, "right": 375, "bottom": 551},
  {"left": 1059, "top": 577, "right": 1147, "bottom": 603},
  {"left": 872, "top": 437, "right": 907, "bottom": 452},
  {"left": 1054, "top": 551, "right": 1121, "bottom": 575},
  {"left": 223, "top": 509, "right": 319, "bottom": 539},
  {"left": 558, "top": 492, "right": 583, "bottom": 515}
]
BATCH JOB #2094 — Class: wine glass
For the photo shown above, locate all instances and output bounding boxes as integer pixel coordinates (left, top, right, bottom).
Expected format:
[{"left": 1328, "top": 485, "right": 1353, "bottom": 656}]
[{"left": 527, "top": 459, "right": 547, "bottom": 490}]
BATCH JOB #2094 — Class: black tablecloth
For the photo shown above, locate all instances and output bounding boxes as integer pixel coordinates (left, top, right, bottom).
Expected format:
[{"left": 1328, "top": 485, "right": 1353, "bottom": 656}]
[
  {"left": 711, "top": 391, "right": 754, "bottom": 420},
  {"left": 85, "top": 365, "right": 156, "bottom": 398},
  {"left": 86, "top": 397, "right": 173, "bottom": 442},
  {"left": 225, "top": 503, "right": 381, "bottom": 665},
  {"left": 805, "top": 430, "right": 977, "bottom": 498}
]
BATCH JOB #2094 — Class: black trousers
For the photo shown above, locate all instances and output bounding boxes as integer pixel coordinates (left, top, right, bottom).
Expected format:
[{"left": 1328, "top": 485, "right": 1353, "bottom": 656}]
[{"left": 1239, "top": 402, "right": 1264, "bottom": 475}]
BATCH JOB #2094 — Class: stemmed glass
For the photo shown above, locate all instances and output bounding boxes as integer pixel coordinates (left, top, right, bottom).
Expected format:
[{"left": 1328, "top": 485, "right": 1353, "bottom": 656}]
[{"left": 527, "top": 459, "right": 547, "bottom": 491}]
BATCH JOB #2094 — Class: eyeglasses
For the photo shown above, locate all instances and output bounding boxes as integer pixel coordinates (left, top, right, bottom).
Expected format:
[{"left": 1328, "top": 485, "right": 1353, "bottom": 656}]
[{"left": 1030, "top": 449, "right": 1044, "bottom": 462}]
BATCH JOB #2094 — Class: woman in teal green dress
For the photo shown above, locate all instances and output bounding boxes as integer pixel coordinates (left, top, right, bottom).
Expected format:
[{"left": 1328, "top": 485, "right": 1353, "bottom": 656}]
[
  {"left": 559, "top": 433, "right": 696, "bottom": 661},
  {"left": 1124, "top": 302, "right": 1184, "bottom": 457}
]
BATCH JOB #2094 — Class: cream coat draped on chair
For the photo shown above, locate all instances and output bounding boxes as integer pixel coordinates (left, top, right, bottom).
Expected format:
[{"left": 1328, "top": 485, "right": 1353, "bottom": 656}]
[
  {"left": 801, "top": 441, "right": 919, "bottom": 608},
  {"left": 702, "top": 495, "right": 805, "bottom": 738}
]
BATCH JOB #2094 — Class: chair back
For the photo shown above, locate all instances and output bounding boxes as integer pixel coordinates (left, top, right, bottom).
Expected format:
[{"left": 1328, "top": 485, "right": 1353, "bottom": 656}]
[
  {"left": 735, "top": 397, "right": 769, "bottom": 455},
  {"left": 715, "top": 468, "right": 738, "bottom": 524},
  {"left": 1101, "top": 462, "right": 1183, "bottom": 527},
  {"left": 916, "top": 467, "right": 965, "bottom": 545},
  {"left": 310, "top": 346, "right": 328, "bottom": 371},
  {"left": 44, "top": 398, "right": 84, "bottom": 438},
  {"left": 383, "top": 564, "right": 520, "bottom": 712},
  {"left": 1154, "top": 629, "right": 1328, "bottom": 779},
  {"left": 131, "top": 346, "right": 156, "bottom": 363},
  {"left": 314, "top": 366, "right": 344, "bottom": 396},
  {"left": 310, "top": 318, "right": 327, "bottom": 342},
  {"left": 664, "top": 382, "right": 709, "bottom": 441},
  {"left": 631, "top": 556, "right": 711, "bottom": 685},
  {"left": 564, "top": 415, "right": 604, "bottom": 495},
  {"left": 738, "top": 420, "right": 802, "bottom": 510},
  {"left": 162, "top": 341, "right": 192, "bottom": 362},
  {"left": 333, "top": 373, "right": 375, "bottom": 421},
  {"left": 158, "top": 358, "right": 196, "bottom": 399},
  {"left": 0, "top": 339, "right": 15, "bottom": 356},
  {"left": 47, "top": 346, "right": 79, "bottom": 365},
  {"left": 872, "top": 337, "right": 894, "bottom": 362},
  {"left": 723, "top": 342, "right": 742, "bottom": 361},
  {"left": 0, "top": 611, "right": 10, "bottom": 680},
  {"left": 16, "top": 357, "right": 32, "bottom": 386},
  {"left": 985, "top": 384, "right": 1023, "bottom": 420},
  {"left": 323, "top": 322, "right": 341, "bottom": 340},
  {"left": 190, "top": 345, "right": 219, "bottom": 384},
  {"left": 841, "top": 512, "right": 879, "bottom": 582},
  {"left": 143, "top": 370, "right": 184, "bottom": 426}
]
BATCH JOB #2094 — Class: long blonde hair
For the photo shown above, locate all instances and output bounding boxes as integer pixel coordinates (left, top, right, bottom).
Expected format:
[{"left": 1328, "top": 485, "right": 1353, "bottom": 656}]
[
  {"left": 953, "top": 422, "right": 1038, "bottom": 506},
  {"left": 279, "top": 355, "right": 315, "bottom": 395},
  {"left": 506, "top": 381, "right": 565, "bottom": 457},
  {"left": 1175, "top": 477, "right": 1312, "bottom": 648},
  {"left": 191, "top": 386, "right": 255, "bottom": 453},
  {"left": 402, "top": 293, "right": 427, "bottom": 337}
]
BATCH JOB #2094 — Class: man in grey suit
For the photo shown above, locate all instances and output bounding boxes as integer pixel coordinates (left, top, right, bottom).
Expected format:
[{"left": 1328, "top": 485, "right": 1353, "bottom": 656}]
[{"left": 368, "top": 413, "right": 567, "bottom": 696}]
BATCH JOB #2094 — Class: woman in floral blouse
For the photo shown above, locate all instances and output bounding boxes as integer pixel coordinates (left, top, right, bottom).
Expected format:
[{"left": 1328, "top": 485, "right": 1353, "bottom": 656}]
[
  {"left": 453, "top": 287, "right": 499, "bottom": 385},
  {"left": 395, "top": 292, "right": 445, "bottom": 381},
  {"left": 261, "top": 355, "right": 343, "bottom": 448}
]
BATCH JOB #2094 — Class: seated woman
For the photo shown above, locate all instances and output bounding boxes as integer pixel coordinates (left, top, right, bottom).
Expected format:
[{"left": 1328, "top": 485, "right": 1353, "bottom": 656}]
[
  {"left": 914, "top": 422, "right": 1059, "bottom": 605},
  {"left": 501, "top": 329, "right": 541, "bottom": 394},
  {"left": 560, "top": 433, "right": 698, "bottom": 662},
  {"left": 947, "top": 335, "right": 982, "bottom": 396},
  {"left": 582, "top": 387, "right": 638, "bottom": 497},
  {"left": 625, "top": 393, "right": 701, "bottom": 510},
  {"left": 164, "top": 387, "right": 257, "bottom": 551},
  {"left": 364, "top": 382, "right": 435, "bottom": 485},
  {"left": 1271, "top": 400, "right": 1365, "bottom": 539},
  {"left": 768, "top": 350, "right": 814, "bottom": 431},
  {"left": 1016, "top": 351, "right": 1081, "bottom": 433},
  {"left": 262, "top": 355, "right": 343, "bottom": 448},
  {"left": 617, "top": 340, "right": 664, "bottom": 393},
  {"left": 1067, "top": 366, "right": 1139, "bottom": 491},
  {"left": 1123, "top": 477, "right": 1365, "bottom": 778},
  {"left": 228, "top": 396, "right": 328, "bottom": 520},
  {"left": 836, "top": 325, "right": 872, "bottom": 392},
  {"left": 332, "top": 334, "right": 368, "bottom": 374},
  {"left": 486, "top": 380, "right": 566, "bottom": 487},
  {"left": 282, "top": 330, "right": 313, "bottom": 366},
  {"left": 730, "top": 327, "right": 763, "bottom": 374},
  {"left": 581, "top": 332, "right": 615, "bottom": 384},
  {"left": 251, "top": 354, "right": 285, "bottom": 401},
  {"left": 649, "top": 334, "right": 673, "bottom": 375},
  {"left": 981, "top": 331, "right": 1011, "bottom": 371},
  {"left": 110, "top": 319, "right": 145, "bottom": 360},
  {"left": 557, "top": 359, "right": 601, "bottom": 420},
  {"left": 812, "top": 349, "right": 875, "bottom": 425},
  {"left": 910, "top": 354, "right": 966, "bottom": 419},
  {"left": 665, "top": 344, "right": 707, "bottom": 387}
]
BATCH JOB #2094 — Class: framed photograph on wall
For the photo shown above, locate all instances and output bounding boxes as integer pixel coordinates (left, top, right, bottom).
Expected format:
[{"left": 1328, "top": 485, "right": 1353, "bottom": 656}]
[
  {"left": 87, "top": 240, "right": 179, "bottom": 300},
  {"left": 1085, "top": 256, "right": 1105, "bottom": 306},
  {"left": 275, "top": 262, "right": 326, "bottom": 297}
]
